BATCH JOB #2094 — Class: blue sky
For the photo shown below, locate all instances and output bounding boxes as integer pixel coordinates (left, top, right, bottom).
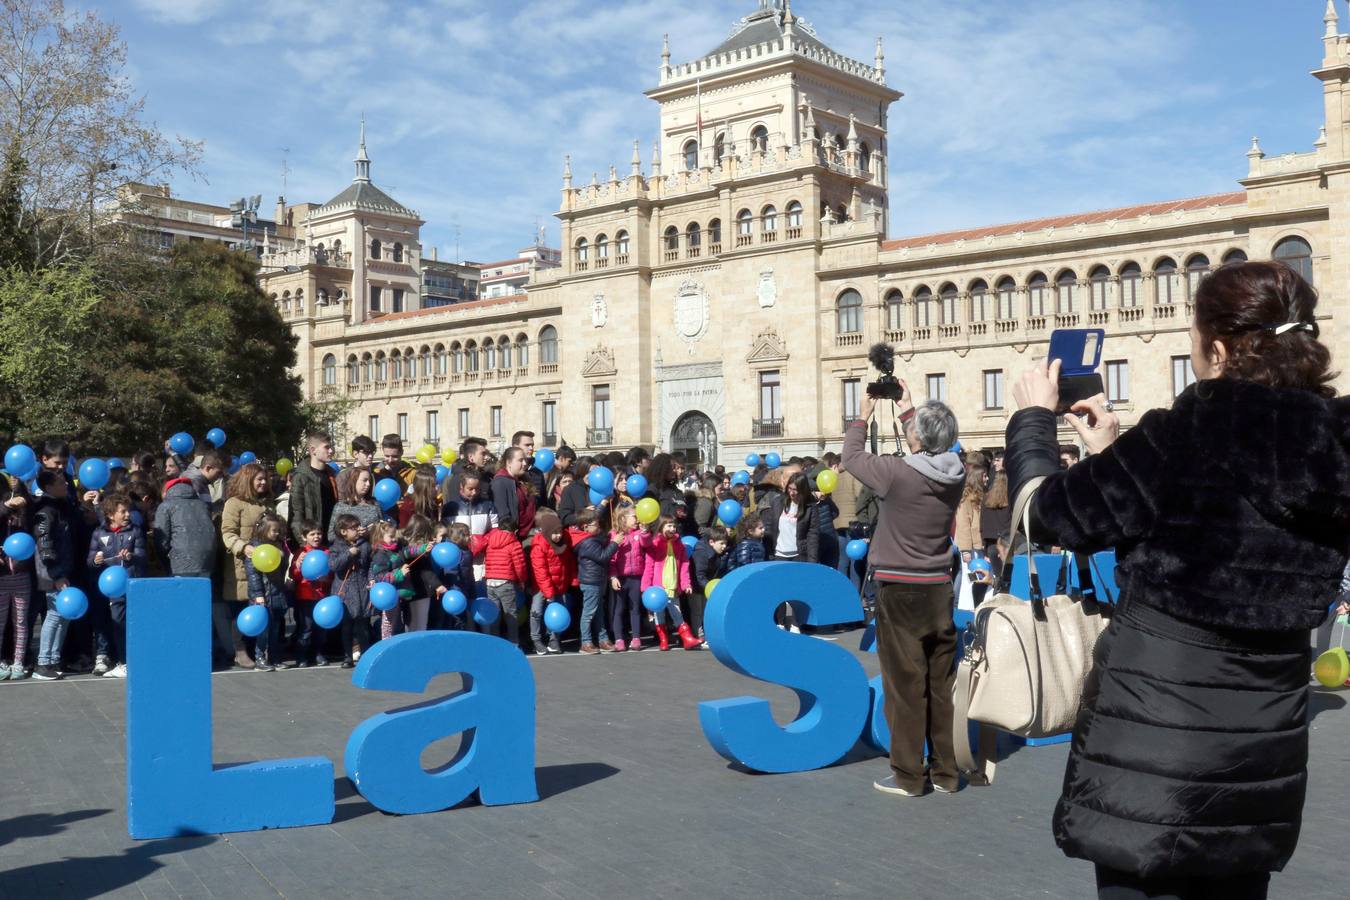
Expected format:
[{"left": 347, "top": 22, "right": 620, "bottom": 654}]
[{"left": 110, "top": 0, "right": 1332, "bottom": 263}]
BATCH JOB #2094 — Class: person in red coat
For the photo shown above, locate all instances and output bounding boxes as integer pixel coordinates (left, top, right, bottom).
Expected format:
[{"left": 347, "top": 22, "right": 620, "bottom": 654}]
[
  {"left": 470, "top": 517, "right": 526, "bottom": 644},
  {"left": 288, "top": 520, "right": 333, "bottom": 666},
  {"left": 528, "top": 509, "right": 574, "bottom": 655}
]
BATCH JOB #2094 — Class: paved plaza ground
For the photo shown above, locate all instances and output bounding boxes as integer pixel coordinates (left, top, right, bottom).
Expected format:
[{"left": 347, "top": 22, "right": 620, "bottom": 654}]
[{"left": 1, "top": 635, "right": 1346, "bottom": 899}]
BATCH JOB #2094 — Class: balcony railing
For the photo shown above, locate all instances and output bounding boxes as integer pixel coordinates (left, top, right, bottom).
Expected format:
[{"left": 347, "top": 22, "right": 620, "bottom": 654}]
[
  {"left": 576, "top": 260, "right": 588, "bottom": 271},
  {"left": 586, "top": 427, "right": 613, "bottom": 447},
  {"left": 752, "top": 418, "right": 784, "bottom": 439},
  {"left": 1054, "top": 313, "right": 1080, "bottom": 327},
  {"left": 995, "top": 319, "right": 1019, "bottom": 334},
  {"left": 884, "top": 328, "right": 905, "bottom": 343},
  {"left": 735, "top": 234, "right": 752, "bottom": 248},
  {"left": 539, "top": 363, "right": 559, "bottom": 375},
  {"left": 542, "top": 432, "right": 557, "bottom": 448},
  {"left": 596, "top": 258, "right": 608, "bottom": 269},
  {"left": 785, "top": 226, "right": 802, "bottom": 240},
  {"left": 1119, "top": 306, "right": 1145, "bottom": 323},
  {"left": 835, "top": 332, "right": 863, "bottom": 347},
  {"left": 708, "top": 242, "right": 722, "bottom": 255},
  {"left": 1156, "top": 304, "right": 1177, "bottom": 320},
  {"left": 938, "top": 324, "right": 961, "bottom": 339},
  {"left": 1088, "top": 310, "right": 1111, "bottom": 326},
  {"left": 762, "top": 231, "right": 777, "bottom": 243},
  {"left": 615, "top": 253, "right": 629, "bottom": 265},
  {"left": 664, "top": 249, "right": 678, "bottom": 262}
]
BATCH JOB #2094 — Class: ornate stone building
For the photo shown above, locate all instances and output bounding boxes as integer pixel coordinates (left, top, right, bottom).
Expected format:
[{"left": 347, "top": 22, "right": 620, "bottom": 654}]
[{"left": 275, "top": 1, "right": 1350, "bottom": 464}]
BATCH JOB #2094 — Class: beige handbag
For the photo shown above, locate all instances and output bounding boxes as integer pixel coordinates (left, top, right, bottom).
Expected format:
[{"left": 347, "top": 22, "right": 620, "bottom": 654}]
[{"left": 953, "top": 477, "right": 1112, "bottom": 784}]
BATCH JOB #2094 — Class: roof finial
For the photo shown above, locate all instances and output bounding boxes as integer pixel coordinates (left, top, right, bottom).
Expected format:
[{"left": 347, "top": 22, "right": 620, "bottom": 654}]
[
  {"left": 651, "top": 141, "right": 662, "bottom": 177},
  {"left": 1315, "top": 124, "right": 1329, "bottom": 148},
  {"left": 1326, "top": 0, "right": 1339, "bottom": 39},
  {"left": 631, "top": 139, "right": 642, "bottom": 176},
  {"left": 846, "top": 113, "right": 859, "bottom": 150},
  {"left": 1248, "top": 136, "right": 1264, "bottom": 157},
  {"left": 875, "top": 36, "right": 886, "bottom": 78},
  {"left": 661, "top": 33, "right": 670, "bottom": 68},
  {"left": 563, "top": 154, "right": 572, "bottom": 188},
  {"left": 354, "top": 114, "right": 371, "bottom": 183}
]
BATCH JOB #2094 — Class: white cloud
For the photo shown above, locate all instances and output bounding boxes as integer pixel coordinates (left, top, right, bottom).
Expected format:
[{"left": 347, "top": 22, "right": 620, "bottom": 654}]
[{"left": 129, "top": 0, "right": 227, "bottom": 26}]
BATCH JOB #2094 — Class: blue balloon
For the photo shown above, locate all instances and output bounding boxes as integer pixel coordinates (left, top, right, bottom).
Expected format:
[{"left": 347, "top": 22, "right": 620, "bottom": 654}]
[
  {"left": 745, "top": 453, "right": 761, "bottom": 468},
  {"left": 314, "top": 595, "right": 344, "bottom": 630},
  {"left": 370, "top": 581, "right": 398, "bottom": 611},
  {"left": 55, "top": 586, "right": 89, "bottom": 620},
  {"left": 300, "top": 549, "right": 330, "bottom": 581},
  {"left": 3, "top": 532, "right": 35, "bottom": 561},
  {"left": 65, "top": 455, "right": 76, "bottom": 478},
  {"left": 206, "top": 428, "right": 227, "bottom": 448},
  {"left": 435, "top": 464, "right": 450, "bottom": 483},
  {"left": 642, "top": 586, "right": 669, "bottom": 613},
  {"left": 228, "top": 455, "right": 241, "bottom": 475},
  {"left": 588, "top": 488, "right": 607, "bottom": 507},
  {"left": 731, "top": 471, "right": 751, "bottom": 486},
  {"left": 950, "top": 441, "right": 963, "bottom": 454},
  {"left": 681, "top": 535, "right": 698, "bottom": 553},
  {"left": 236, "top": 604, "right": 269, "bottom": 637},
  {"left": 237, "top": 451, "right": 258, "bottom": 466},
  {"left": 78, "top": 458, "right": 110, "bottom": 491},
  {"left": 431, "top": 542, "right": 462, "bottom": 571},
  {"left": 543, "top": 602, "right": 571, "bottom": 633},
  {"left": 4, "top": 444, "right": 36, "bottom": 480},
  {"left": 107, "top": 457, "right": 126, "bottom": 470},
  {"left": 846, "top": 539, "right": 869, "bottom": 562},
  {"left": 534, "top": 449, "right": 555, "bottom": 473},
  {"left": 169, "top": 432, "right": 195, "bottom": 455},
  {"left": 765, "top": 452, "right": 782, "bottom": 469},
  {"left": 717, "top": 499, "right": 743, "bottom": 527},
  {"left": 98, "top": 565, "right": 129, "bottom": 599},
  {"left": 441, "top": 588, "right": 468, "bottom": 616},
  {"left": 471, "top": 597, "right": 499, "bottom": 627},
  {"left": 327, "top": 461, "right": 340, "bottom": 473},
  {"left": 373, "top": 478, "right": 402, "bottom": 509},
  {"left": 588, "top": 467, "right": 615, "bottom": 497},
  {"left": 626, "top": 473, "right": 648, "bottom": 498},
  {"left": 969, "top": 557, "right": 992, "bottom": 574}
]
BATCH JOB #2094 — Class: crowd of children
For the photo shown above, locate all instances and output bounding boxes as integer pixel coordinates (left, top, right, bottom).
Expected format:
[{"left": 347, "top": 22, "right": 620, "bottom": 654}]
[{"left": 0, "top": 430, "right": 867, "bottom": 679}]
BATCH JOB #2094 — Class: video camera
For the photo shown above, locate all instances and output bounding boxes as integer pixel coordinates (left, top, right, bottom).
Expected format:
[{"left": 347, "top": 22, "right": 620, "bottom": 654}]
[{"left": 866, "top": 343, "right": 903, "bottom": 401}]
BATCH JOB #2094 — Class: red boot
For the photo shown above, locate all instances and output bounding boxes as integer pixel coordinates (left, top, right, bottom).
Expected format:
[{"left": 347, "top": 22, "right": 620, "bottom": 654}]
[
  {"left": 655, "top": 624, "right": 670, "bottom": 651},
  {"left": 678, "top": 623, "right": 702, "bottom": 650}
]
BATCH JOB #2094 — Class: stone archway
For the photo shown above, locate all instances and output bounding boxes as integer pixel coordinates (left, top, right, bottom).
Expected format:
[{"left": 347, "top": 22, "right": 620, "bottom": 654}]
[{"left": 671, "top": 411, "right": 718, "bottom": 470}]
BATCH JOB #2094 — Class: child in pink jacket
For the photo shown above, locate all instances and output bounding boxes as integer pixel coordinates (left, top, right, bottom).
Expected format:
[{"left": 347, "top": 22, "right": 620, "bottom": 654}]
[
  {"left": 638, "top": 515, "right": 700, "bottom": 651},
  {"left": 608, "top": 507, "right": 646, "bottom": 650}
]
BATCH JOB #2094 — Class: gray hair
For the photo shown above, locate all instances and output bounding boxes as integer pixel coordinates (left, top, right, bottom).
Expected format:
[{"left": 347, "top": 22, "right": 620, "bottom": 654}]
[{"left": 905, "top": 400, "right": 959, "bottom": 454}]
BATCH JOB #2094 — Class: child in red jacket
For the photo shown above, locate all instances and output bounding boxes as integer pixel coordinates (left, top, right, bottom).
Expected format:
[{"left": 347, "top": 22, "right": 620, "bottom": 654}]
[
  {"left": 638, "top": 515, "right": 700, "bottom": 651},
  {"left": 288, "top": 520, "right": 333, "bottom": 666},
  {"left": 529, "top": 509, "right": 574, "bottom": 655},
  {"left": 470, "top": 517, "right": 526, "bottom": 645}
]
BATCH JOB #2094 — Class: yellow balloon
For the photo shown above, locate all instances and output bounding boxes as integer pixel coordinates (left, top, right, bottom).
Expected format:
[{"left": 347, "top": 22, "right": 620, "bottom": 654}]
[
  {"left": 705, "top": 578, "right": 721, "bottom": 599},
  {"left": 275, "top": 458, "right": 294, "bottom": 476},
  {"left": 441, "top": 448, "right": 458, "bottom": 465},
  {"left": 816, "top": 469, "right": 838, "bottom": 494},
  {"left": 1313, "top": 646, "right": 1349, "bottom": 688},
  {"left": 635, "top": 497, "right": 661, "bottom": 525},
  {"left": 416, "top": 444, "right": 437, "bottom": 464},
  {"left": 252, "top": 543, "right": 282, "bottom": 574}
]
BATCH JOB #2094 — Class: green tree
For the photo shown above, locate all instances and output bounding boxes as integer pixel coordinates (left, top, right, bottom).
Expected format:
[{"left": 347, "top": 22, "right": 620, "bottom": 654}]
[{"left": 0, "top": 137, "right": 33, "bottom": 271}]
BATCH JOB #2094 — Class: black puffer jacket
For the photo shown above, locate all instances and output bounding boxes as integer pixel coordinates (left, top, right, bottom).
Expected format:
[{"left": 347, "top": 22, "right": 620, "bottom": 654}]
[{"left": 1004, "top": 379, "right": 1350, "bottom": 879}]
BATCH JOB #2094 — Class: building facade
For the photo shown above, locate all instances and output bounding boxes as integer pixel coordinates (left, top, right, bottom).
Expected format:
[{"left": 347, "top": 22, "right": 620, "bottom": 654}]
[
  {"left": 478, "top": 243, "right": 563, "bottom": 299},
  {"left": 273, "top": 1, "right": 1350, "bottom": 463}
]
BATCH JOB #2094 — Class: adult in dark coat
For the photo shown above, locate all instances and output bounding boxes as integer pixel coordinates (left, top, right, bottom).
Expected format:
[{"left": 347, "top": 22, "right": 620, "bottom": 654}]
[{"left": 1003, "top": 261, "right": 1350, "bottom": 899}]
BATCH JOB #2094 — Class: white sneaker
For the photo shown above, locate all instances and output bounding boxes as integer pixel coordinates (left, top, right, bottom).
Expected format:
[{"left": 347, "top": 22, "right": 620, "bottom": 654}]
[
  {"left": 788, "top": 625, "right": 802, "bottom": 634},
  {"left": 873, "top": 775, "right": 925, "bottom": 797},
  {"left": 93, "top": 655, "right": 111, "bottom": 676},
  {"left": 104, "top": 663, "right": 127, "bottom": 679}
]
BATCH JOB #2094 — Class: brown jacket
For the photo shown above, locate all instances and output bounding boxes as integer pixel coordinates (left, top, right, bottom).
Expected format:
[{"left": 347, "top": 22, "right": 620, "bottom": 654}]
[
  {"left": 954, "top": 496, "right": 982, "bottom": 552},
  {"left": 220, "top": 497, "right": 270, "bottom": 602}
]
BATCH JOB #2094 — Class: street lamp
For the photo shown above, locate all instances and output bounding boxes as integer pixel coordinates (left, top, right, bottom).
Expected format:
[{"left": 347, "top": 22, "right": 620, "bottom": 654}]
[{"left": 230, "top": 194, "right": 262, "bottom": 254}]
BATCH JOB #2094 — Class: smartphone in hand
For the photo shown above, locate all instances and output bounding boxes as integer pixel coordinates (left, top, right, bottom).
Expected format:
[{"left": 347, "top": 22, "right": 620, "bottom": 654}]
[{"left": 1048, "top": 328, "right": 1106, "bottom": 415}]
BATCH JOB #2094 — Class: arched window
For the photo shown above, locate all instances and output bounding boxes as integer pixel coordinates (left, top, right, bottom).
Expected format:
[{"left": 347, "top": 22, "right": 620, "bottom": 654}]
[
  {"left": 859, "top": 141, "right": 872, "bottom": 174},
  {"left": 616, "top": 230, "right": 630, "bottom": 257},
  {"left": 516, "top": 333, "right": 529, "bottom": 368},
  {"left": 939, "top": 283, "right": 959, "bottom": 325},
  {"left": 708, "top": 218, "right": 721, "bottom": 246},
  {"left": 1273, "top": 236, "right": 1313, "bottom": 284},
  {"left": 786, "top": 201, "right": 803, "bottom": 229},
  {"left": 403, "top": 347, "right": 415, "bottom": 381},
  {"left": 750, "top": 125, "right": 769, "bottom": 153},
  {"left": 540, "top": 325, "right": 559, "bottom": 364},
  {"left": 317, "top": 288, "right": 329, "bottom": 305},
  {"left": 1027, "top": 272, "right": 1048, "bottom": 317},
  {"left": 281, "top": 291, "right": 291, "bottom": 313},
  {"left": 434, "top": 344, "right": 447, "bottom": 375},
  {"left": 393, "top": 242, "right": 403, "bottom": 263},
  {"left": 1055, "top": 270, "right": 1078, "bottom": 315},
  {"left": 1089, "top": 265, "right": 1112, "bottom": 311},
  {"left": 686, "top": 222, "right": 701, "bottom": 251},
  {"left": 499, "top": 337, "right": 511, "bottom": 369},
  {"left": 347, "top": 354, "right": 360, "bottom": 385},
  {"left": 575, "top": 237, "right": 588, "bottom": 265},
  {"left": 884, "top": 290, "right": 904, "bottom": 330},
  {"left": 762, "top": 205, "right": 777, "bottom": 233},
  {"left": 595, "top": 234, "right": 608, "bottom": 261},
  {"left": 1222, "top": 249, "right": 1248, "bottom": 265},
  {"left": 996, "top": 277, "right": 1017, "bottom": 320},
  {"left": 332, "top": 239, "right": 342, "bottom": 256},
  {"left": 450, "top": 342, "right": 463, "bottom": 374},
  {"left": 370, "top": 239, "right": 381, "bottom": 260},
  {"left": 736, "top": 209, "right": 753, "bottom": 236},
  {"left": 481, "top": 338, "right": 495, "bottom": 371},
  {"left": 322, "top": 354, "right": 337, "bottom": 387},
  {"left": 1185, "top": 254, "right": 1210, "bottom": 299},
  {"left": 391, "top": 349, "right": 403, "bottom": 381},
  {"left": 914, "top": 285, "right": 934, "bottom": 328},
  {"left": 362, "top": 352, "right": 375, "bottom": 383},
  {"left": 836, "top": 289, "right": 863, "bottom": 334},
  {"left": 464, "top": 341, "right": 478, "bottom": 373},
  {"left": 1154, "top": 257, "right": 1178, "bottom": 305},
  {"left": 1119, "top": 262, "right": 1142, "bottom": 308},
  {"left": 295, "top": 289, "right": 304, "bottom": 311},
  {"left": 969, "top": 279, "right": 990, "bottom": 321},
  {"left": 713, "top": 132, "right": 725, "bottom": 162},
  {"left": 663, "top": 226, "right": 680, "bottom": 256},
  {"left": 683, "top": 140, "right": 699, "bottom": 171},
  {"left": 419, "top": 346, "right": 432, "bottom": 378},
  {"left": 375, "top": 351, "right": 387, "bottom": 383}
]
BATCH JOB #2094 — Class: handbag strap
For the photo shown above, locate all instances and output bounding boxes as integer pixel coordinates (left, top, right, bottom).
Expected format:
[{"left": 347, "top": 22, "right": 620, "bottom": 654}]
[
  {"left": 995, "top": 476, "right": 1047, "bottom": 599},
  {"left": 953, "top": 657, "right": 999, "bottom": 785}
]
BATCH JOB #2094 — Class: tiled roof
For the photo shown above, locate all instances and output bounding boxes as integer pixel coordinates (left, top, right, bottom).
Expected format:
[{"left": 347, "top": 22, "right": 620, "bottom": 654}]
[
  {"left": 317, "top": 181, "right": 418, "bottom": 218},
  {"left": 880, "top": 191, "right": 1247, "bottom": 252},
  {"left": 368, "top": 294, "right": 527, "bottom": 323}
]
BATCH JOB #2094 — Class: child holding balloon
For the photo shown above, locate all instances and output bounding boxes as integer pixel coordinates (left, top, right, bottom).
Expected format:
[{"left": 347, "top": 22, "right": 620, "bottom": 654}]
[
  {"left": 86, "top": 494, "right": 146, "bottom": 677},
  {"left": 244, "top": 514, "right": 293, "bottom": 671},
  {"left": 288, "top": 521, "right": 333, "bottom": 666},
  {"left": 328, "top": 513, "right": 372, "bottom": 667},
  {"left": 638, "top": 515, "right": 701, "bottom": 651},
  {"left": 32, "top": 470, "right": 77, "bottom": 680},
  {"left": 400, "top": 515, "right": 441, "bottom": 633},
  {"left": 609, "top": 507, "right": 646, "bottom": 650},
  {"left": 689, "top": 525, "right": 730, "bottom": 645},
  {"left": 527, "top": 510, "right": 572, "bottom": 654},
  {"left": 0, "top": 473, "right": 34, "bottom": 680},
  {"left": 574, "top": 509, "right": 619, "bottom": 654},
  {"left": 727, "top": 516, "right": 768, "bottom": 571},
  {"left": 369, "top": 520, "right": 413, "bottom": 639}
]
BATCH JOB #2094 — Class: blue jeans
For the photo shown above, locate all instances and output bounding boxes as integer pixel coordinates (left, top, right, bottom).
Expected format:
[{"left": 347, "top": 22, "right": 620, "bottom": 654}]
[
  {"left": 37, "top": 592, "right": 69, "bottom": 667},
  {"left": 579, "top": 582, "right": 609, "bottom": 645}
]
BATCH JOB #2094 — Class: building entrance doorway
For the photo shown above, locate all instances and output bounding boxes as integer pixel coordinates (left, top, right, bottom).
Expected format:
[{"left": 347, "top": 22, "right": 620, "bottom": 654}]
[{"left": 671, "top": 412, "right": 718, "bottom": 470}]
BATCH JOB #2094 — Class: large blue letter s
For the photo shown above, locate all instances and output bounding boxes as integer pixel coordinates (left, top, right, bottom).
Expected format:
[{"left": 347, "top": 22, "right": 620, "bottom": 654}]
[
  {"left": 344, "top": 631, "right": 538, "bottom": 814},
  {"left": 698, "top": 562, "right": 868, "bottom": 773}
]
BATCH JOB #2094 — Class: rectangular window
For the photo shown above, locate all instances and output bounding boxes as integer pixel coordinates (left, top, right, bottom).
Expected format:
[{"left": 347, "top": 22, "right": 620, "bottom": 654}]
[
  {"left": 370, "top": 285, "right": 382, "bottom": 312},
  {"left": 983, "top": 370, "right": 1004, "bottom": 410},
  {"left": 368, "top": 415, "right": 380, "bottom": 441},
  {"left": 1028, "top": 283, "right": 1046, "bottom": 317},
  {"left": 392, "top": 288, "right": 405, "bottom": 313},
  {"left": 841, "top": 379, "right": 861, "bottom": 421},
  {"left": 1106, "top": 360, "right": 1130, "bottom": 403},
  {"left": 397, "top": 413, "right": 408, "bottom": 442},
  {"left": 490, "top": 405, "right": 502, "bottom": 437},
  {"left": 158, "top": 232, "right": 175, "bottom": 249},
  {"left": 926, "top": 373, "right": 947, "bottom": 403},
  {"left": 592, "top": 385, "right": 612, "bottom": 429},
  {"left": 997, "top": 284, "right": 1016, "bottom": 320},
  {"left": 1171, "top": 355, "right": 1196, "bottom": 398},
  {"left": 542, "top": 400, "right": 556, "bottom": 439},
  {"left": 759, "top": 370, "right": 782, "bottom": 420},
  {"left": 970, "top": 289, "right": 991, "bottom": 322},
  {"left": 1090, "top": 278, "right": 1112, "bottom": 311},
  {"left": 426, "top": 410, "right": 439, "bottom": 443},
  {"left": 458, "top": 408, "right": 470, "bottom": 438}
]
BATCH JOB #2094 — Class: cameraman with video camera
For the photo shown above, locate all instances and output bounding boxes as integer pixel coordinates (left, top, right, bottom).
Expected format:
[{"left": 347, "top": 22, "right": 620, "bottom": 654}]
[{"left": 842, "top": 344, "right": 967, "bottom": 798}]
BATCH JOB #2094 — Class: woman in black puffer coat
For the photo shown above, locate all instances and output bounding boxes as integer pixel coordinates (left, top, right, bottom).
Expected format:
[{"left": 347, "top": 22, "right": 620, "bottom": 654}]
[{"left": 1004, "top": 261, "right": 1350, "bottom": 900}]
